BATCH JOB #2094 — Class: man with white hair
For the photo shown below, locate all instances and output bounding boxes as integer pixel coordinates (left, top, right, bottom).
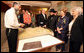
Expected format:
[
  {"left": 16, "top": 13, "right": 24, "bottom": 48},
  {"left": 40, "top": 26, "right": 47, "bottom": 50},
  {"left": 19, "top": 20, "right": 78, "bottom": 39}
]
[
  {"left": 4, "top": 2, "right": 25, "bottom": 52},
  {"left": 37, "top": 9, "right": 47, "bottom": 27}
]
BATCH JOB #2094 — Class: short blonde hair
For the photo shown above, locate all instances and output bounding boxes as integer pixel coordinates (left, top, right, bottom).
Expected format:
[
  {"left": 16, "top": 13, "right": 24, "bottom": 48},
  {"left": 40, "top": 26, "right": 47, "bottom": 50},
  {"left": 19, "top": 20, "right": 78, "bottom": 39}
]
[{"left": 70, "top": 7, "right": 82, "bottom": 15}]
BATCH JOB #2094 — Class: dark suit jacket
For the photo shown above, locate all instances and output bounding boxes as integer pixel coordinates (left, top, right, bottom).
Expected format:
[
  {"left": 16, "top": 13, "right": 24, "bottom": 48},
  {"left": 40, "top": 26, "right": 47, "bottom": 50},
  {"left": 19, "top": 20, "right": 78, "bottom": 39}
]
[
  {"left": 70, "top": 15, "right": 83, "bottom": 42},
  {"left": 36, "top": 14, "right": 40, "bottom": 26},
  {"left": 19, "top": 14, "right": 24, "bottom": 23},
  {"left": 47, "top": 15, "right": 58, "bottom": 31},
  {"left": 37, "top": 14, "right": 47, "bottom": 26}
]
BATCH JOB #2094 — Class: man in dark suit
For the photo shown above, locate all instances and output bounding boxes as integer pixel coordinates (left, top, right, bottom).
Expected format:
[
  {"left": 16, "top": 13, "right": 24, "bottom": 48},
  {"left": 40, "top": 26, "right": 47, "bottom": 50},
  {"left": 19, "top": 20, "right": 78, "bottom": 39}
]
[
  {"left": 37, "top": 9, "right": 47, "bottom": 27},
  {"left": 53, "top": 11, "right": 60, "bottom": 28},
  {"left": 47, "top": 9, "right": 57, "bottom": 32},
  {"left": 36, "top": 10, "right": 41, "bottom": 26}
]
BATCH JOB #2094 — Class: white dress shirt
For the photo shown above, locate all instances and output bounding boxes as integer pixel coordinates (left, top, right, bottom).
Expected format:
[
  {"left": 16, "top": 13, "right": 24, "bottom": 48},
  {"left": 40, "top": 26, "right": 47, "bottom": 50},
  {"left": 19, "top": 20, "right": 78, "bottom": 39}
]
[{"left": 4, "top": 7, "right": 21, "bottom": 29}]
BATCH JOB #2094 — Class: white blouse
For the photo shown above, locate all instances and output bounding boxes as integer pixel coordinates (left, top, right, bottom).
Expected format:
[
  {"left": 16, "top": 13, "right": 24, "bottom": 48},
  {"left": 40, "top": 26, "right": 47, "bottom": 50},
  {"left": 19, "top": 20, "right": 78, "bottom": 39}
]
[{"left": 69, "top": 19, "right": 76, "bottom": 33}]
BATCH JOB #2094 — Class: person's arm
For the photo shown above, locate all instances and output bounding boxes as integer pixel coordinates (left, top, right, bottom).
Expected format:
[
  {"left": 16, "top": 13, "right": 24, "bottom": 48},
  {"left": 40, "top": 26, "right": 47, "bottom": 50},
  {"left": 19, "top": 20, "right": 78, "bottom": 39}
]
[
  {"left": 56, "top": 17, "right": 60, "bottom": 31},
  {"left": 57, "top": 27, "right": 61, "bottom": 34},
  {"left": 55, "top": 18, "right": 61, "bottom": 33}
]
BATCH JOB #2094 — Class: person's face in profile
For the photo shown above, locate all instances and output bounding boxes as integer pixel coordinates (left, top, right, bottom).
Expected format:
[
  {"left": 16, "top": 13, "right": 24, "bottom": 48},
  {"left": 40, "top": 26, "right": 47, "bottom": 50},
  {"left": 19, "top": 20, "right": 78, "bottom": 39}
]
[
  {"left": 50, "top": 12, "right": 54, "bottom": 15},
  {"left": 71, "top": 10, "right": 78, "bottom": 16},
  {"left": 39, "top": 11, "right": 41, "bottom": 14},
  {"left": 60, "top": 11, "right": 65, "bottom": 16},
  {"left": 54, "top": 12, "right": 57, "bottom": 15},
  {"left": 42, "top": 9, "right": 46, "bottom": 14},
  {"left": 15, "top": 4, "right": 21, "bottom": 11},
  {"left": 22, "top": 10, "right": 25, "bottom": 14}
]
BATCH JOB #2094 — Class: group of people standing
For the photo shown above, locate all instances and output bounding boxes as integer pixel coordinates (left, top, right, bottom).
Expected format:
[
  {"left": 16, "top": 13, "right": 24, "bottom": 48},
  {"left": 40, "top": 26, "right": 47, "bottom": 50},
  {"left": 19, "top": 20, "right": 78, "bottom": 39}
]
[
  {"left": 33, "top": 7, "right": 83, "bottom": 52},
  {"left": 18, "top": 9, "right": 36, "bottom": 28},
  {"left": 36, "top": 8, "right": 70, "bottom": 52},
  {"left": 4, "top": 2, "right": 83, "bottom": 52}
]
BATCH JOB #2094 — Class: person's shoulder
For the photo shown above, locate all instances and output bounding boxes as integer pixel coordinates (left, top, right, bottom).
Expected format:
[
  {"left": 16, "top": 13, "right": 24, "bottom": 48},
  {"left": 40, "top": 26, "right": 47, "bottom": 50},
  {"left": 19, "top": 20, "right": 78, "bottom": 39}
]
[
  {"left": 37, "top": 14, "right": 39, "bottom": 15},
  {"left": 39, "top": 13, "right": 42, "bottom": 15},
  {"left": 21, "top": 14, "right": 23, "bottom": 15},
  {"left": 20, "top": 14, "right": 23, "bottom": 16},
  {"left": 45, "top": 14, "right": 47, "bottom": 15},
  {"left": 6, "top": 7, "right": 14, "bottom": 13},
  {"left": 78, "top": 15, "right": 83, "bottom": 20},
  {"left": 57, "top": 15, "right": 60, "bottom": 18},
  {"left": 64, "top": 16, "right": 69, "bottom": 20},
  {"left": 80, "top": 15, "right": 83, "bottom": 18},
  {"left": 64, "top": 16, "right": 68, "bottom": 18},
  {"left": 48, "top": 15, "right": 52, "bottom": 18}
]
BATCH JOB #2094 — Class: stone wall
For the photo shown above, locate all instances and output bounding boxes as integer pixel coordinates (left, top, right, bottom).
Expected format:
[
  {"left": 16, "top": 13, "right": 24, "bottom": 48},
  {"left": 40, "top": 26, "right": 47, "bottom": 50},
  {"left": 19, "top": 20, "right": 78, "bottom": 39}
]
[
  {"left": 1, "top": 12, "right": 7, "bottom": 46},
  {"left": 48, "top": 1, "right": 83, "bottom": 15}
]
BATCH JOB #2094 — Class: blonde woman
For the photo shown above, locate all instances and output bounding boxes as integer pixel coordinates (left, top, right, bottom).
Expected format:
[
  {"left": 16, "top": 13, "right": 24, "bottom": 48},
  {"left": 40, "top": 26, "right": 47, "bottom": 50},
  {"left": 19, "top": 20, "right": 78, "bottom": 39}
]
[{"left": 56, "top": 9, "right": 69, "bottom": 52}]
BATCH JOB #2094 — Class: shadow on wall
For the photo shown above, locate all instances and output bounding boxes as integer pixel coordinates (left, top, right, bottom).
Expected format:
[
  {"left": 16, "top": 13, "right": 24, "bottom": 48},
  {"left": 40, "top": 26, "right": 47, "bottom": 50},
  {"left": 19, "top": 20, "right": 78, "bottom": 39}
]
[
  {"left": 1, "top": 12, "right": 7, "bottom": 46},
  {"left": 1, "top": 2, "right": 10, "bottom": 46}
]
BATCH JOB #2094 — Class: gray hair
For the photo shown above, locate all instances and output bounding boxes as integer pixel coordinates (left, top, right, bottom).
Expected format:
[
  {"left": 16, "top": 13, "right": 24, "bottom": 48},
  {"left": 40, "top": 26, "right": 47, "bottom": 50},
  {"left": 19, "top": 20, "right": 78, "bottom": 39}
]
[
  {"left": 70, "top": 7, "right": 82, "bottom": 15},
  {"left": 12, "top": 2, "right": 20, "bottom": 7}
]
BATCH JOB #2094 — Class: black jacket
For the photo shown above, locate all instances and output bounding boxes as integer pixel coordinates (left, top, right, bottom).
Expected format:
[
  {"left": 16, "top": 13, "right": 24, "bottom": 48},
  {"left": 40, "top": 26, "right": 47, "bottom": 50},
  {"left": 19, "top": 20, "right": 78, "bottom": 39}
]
[
  {"left": 36, "top": 14, "right": 40, "bottom": 26},
  {"left": 70, "top": 15, "right": 83, "bottom": 42},
  {"left": 19, "top": 14, "right": 24, "bottom": 23},
  {"left": 47, "top": 15, "right": 58, "bottom": 31},
  {"left": 66, "top": 12, "right": 73, "bottom": 23},
  {"left": 37, "top": 14, "right": 47, "bottom": 26}
]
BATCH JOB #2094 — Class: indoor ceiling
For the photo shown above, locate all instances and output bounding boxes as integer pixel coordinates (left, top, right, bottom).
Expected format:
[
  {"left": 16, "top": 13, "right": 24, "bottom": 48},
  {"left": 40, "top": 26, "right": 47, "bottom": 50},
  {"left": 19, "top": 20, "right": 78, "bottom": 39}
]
[
  {"left": 1, "top": 1, "right": 51, "bottom": 7},
  {"left": 1, "top": 1, "right": 67, "bottom": 8},
  {"left": 41, "top": 1, "right": 51, "bottom": 3}
]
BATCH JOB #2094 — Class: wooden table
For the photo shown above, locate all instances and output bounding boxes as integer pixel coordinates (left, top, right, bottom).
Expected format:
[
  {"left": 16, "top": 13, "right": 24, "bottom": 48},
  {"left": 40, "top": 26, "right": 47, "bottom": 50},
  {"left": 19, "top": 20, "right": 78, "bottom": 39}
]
[{"left": 17, "top": 27, "right": 64, "bottom": 52}]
